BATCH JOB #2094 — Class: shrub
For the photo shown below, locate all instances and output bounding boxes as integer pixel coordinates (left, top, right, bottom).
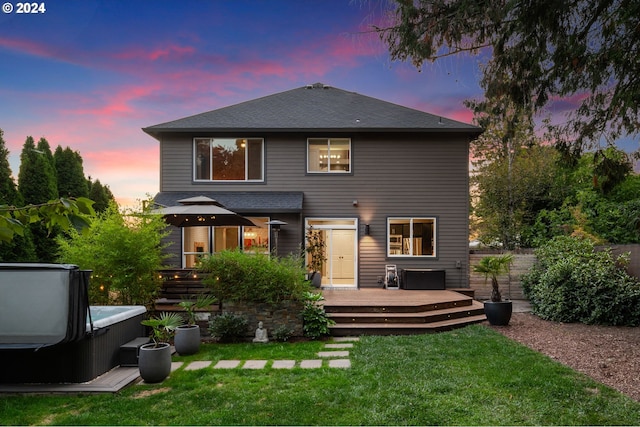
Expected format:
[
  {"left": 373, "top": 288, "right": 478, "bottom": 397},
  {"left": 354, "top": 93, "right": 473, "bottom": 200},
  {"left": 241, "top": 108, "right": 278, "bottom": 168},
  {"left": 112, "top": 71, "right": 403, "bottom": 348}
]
[
  {"left": 301, "top": 291, "right": 334, "bottom": 339},
  {"left": 208, "top": 312, "right": 248, "bottom": 343},
  {"left": 198, "top": 249, "right": 310, "bottom": 304},
  {"left": 57, "top": 201, "right": 170, "bottom": 307},
  {"left": 522, "top": 236, "right": 640, "bottom": 325},
  {"left": 271, "top": 325, "right": 294, "bottom": 342}
]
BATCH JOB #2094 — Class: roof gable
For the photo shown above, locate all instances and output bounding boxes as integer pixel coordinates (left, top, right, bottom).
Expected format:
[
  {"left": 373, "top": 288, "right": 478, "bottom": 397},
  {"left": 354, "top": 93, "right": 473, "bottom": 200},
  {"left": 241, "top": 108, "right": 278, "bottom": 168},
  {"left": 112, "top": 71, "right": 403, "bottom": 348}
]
[{"left": 143, "top": 83, "right": 481, "bottom": 137}]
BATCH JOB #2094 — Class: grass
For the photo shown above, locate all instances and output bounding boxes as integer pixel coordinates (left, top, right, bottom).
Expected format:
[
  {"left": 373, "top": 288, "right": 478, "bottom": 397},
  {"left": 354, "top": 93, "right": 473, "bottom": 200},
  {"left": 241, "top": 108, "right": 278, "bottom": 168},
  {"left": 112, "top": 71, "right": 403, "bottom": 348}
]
[{"left": 1, "top": 325, "right": 640, "bottom": 425}]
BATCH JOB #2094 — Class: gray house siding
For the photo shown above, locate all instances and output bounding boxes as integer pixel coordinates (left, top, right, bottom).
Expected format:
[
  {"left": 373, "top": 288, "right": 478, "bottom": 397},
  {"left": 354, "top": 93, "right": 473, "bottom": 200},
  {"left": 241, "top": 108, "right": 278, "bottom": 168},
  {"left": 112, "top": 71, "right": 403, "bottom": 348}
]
[{"left": 157, "top": 131, "right": 470, "bottom": 288}]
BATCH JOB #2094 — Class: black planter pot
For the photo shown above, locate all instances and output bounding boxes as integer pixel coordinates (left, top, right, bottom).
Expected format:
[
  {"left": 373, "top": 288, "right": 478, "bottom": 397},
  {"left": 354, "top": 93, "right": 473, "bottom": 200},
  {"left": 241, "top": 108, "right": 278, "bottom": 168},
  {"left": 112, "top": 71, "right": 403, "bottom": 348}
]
[
  {"left": 175, "top": 325, "right": 201, "bottom": 355},
  {"left": 483, "top": 300, "right": 513, "bottom": 326},
  {"left": 138, "top": 342, "right": 172, "bottom": 383}
]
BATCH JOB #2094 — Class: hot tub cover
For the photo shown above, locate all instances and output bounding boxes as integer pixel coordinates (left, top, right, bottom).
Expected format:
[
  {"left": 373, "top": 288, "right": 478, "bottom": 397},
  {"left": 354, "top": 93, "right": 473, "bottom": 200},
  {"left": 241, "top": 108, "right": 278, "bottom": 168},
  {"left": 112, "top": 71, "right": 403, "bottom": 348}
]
[{"left": 0, "top": 263, "right": 91, "bottom": 349}]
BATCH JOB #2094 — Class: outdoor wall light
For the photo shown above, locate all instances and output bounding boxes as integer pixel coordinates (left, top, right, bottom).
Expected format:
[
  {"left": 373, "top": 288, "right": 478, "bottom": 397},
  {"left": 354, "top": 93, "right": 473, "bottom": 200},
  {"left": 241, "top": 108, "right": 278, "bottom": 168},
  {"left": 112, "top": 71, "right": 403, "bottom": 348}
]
[
  {"left": 353, "top": 200, "right": 358, "bottom": 207},
  {"left": 364, "top": 224, "right": 370, "bottom": 235}
]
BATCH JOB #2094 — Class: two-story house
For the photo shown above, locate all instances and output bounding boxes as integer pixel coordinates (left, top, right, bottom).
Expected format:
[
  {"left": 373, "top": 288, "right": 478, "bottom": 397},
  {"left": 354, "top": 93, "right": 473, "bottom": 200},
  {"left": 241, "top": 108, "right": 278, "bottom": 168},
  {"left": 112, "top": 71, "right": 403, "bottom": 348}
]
[{"left": 143, "top": 83, "right": 481, "bottom": 290}]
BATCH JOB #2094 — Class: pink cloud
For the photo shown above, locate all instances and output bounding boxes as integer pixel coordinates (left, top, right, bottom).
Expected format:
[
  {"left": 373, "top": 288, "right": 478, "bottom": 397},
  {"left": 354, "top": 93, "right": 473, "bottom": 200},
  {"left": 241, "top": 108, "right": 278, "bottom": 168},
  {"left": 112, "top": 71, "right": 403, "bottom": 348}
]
[
  {"left": 113, "top": 44, "right": 196, "bottom": 61},
  {"left": 547, "top": 92, "right": 590, "bottom": 115},
  {"left": 62, "top": 83, "right": 162, "bottom": 122},
  {"left": 0, "top": 37, "right": 54, "bottom": 59}
]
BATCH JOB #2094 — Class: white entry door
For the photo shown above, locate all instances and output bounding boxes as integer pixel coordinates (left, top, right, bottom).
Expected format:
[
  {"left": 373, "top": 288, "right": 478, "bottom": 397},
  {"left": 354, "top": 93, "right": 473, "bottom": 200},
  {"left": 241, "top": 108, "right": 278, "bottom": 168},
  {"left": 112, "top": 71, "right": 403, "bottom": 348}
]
[{"left": 306, "top": 219, "right": 357, "bottom": 288}]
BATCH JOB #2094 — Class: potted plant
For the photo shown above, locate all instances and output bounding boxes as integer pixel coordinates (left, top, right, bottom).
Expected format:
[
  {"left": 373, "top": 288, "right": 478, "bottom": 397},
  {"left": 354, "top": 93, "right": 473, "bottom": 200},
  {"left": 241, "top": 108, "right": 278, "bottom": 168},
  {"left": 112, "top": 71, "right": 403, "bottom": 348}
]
[
  {"left": 174, "top": 294, "right": 217, "bottom": 355},
  {"left": 139, "top": 312, "right": 183, "bottom": 383},
  {"left": 473, "top": 253, "right": 514, "bottom": 326},
  {"left": 305, "top": 228, "right": 326, "bottom": 288}
]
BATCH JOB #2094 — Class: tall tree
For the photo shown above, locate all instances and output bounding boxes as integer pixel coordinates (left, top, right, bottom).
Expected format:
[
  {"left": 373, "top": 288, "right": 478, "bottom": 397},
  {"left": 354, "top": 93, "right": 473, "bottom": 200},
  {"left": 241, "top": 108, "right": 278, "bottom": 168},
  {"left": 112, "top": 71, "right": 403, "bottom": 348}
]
[
  {"left": 18, "top": 137, "right": 60, "bottom": 261},
  {"left": 18, "top": 137, "right": 58, "bottom": 204},
  {"left": 0, "top": 129, "right": 36, "bottom": 260},
  {"left": 88, "top": 178, "right": 115, "bottom": 213},
  {"left": 0, "top": 129, "right": 20, "bottom": 206},
  {"left": 54, "top": 146, "right": 89, "bottom": 198},
  {"left": 376, "top": 0, "right": 640, "bottom": 150},
  {"left": 473, "top": 144, "right": 563, "bottom": 248}
]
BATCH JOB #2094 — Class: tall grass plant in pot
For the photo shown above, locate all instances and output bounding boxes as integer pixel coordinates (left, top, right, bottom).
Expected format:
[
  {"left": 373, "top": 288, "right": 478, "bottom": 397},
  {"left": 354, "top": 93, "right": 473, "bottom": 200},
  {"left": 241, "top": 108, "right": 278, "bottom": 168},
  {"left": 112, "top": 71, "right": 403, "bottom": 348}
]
[
  {"left": 174, "top": 294, "right": 217, "bottom": 355},
  {"left": 139, "top": 312, "right": 182, "bottom": 383},
  {"left": 473, "top": 253, "right": 514, "bottom": 326}
]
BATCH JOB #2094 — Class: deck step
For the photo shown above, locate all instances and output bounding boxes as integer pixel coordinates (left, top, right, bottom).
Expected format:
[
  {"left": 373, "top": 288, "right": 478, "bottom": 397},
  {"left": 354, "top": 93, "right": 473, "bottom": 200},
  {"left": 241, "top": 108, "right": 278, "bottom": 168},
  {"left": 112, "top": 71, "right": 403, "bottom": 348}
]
[
  {"left": 328, "top": 301, "right": 485, "bottom": 324},
  {"left": 323, "top": 289, "right": 487, "bottom": 336},
  {"left": 119, "top": 337, "right": 150, "bottom": 366}
]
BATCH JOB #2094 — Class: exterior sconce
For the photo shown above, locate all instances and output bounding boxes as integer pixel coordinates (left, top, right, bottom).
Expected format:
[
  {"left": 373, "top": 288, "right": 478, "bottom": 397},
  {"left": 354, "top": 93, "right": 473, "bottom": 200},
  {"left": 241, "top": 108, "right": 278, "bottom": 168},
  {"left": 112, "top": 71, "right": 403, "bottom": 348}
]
[
  {"left": 352, "top": 200, "right": 358, "bottom": 207},
  {"left": 364, "top": 224, "right": 370, "bottom": 236}
]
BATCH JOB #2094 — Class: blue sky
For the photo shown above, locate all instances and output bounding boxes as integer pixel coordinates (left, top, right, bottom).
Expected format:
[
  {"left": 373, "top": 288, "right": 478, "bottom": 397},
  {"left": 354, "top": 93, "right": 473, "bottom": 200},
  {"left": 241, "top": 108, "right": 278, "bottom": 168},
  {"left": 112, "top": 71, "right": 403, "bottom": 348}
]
[{"left": 3, "top": 0, "right": 618, "bottom": 206}]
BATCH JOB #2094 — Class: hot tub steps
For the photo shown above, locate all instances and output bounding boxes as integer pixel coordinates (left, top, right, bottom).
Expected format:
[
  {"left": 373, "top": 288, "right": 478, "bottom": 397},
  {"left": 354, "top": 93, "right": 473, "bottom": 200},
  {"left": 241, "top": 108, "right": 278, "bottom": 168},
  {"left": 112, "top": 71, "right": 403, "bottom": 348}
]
[{"left": 119, "top": 337, "right": 150, "bottom": 367}]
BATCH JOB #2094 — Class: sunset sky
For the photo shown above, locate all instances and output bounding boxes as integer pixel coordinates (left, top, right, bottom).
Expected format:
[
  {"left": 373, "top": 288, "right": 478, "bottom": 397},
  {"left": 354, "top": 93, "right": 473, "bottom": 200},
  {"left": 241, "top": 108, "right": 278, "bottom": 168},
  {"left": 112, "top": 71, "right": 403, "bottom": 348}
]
[{"left": 1, "top": 1, "right": 632, "bottom": 207}]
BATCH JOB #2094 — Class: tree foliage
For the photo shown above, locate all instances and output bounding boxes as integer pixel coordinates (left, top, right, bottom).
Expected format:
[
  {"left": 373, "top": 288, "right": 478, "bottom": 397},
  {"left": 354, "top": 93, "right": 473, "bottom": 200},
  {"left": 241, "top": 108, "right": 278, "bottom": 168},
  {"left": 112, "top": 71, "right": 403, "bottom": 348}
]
[
  {"left": 57, "top": 201, "right": 170, "bottom": 307},
  {"left": 54, "top": 146, "right": 89, "bottom": 198},
  {"left": 473, "top": 143, "right": 564, "bottom": 248},
  {"left": 0, "top": 130, "right": 36, "bottom": 259},
  {"left": 377, "top": 0, "right": 640, "bottom": 149},
  {"left": 0, "top": 128, "right": 115, "bottom": 255},
  {"left": 88, "top": 178, "right": 115, "bottom": 213},
  {"left": 18, "top": 137, "right": 57, "bottom": 204},
  {"left": 0, "top": 129, "right": 20, "bottom": 207},
  {"left": 0, "top": 197, "right": 95, "bottom": 244},
  {"left": 17, "top": 137, "right": 61, "bottom": 261}
]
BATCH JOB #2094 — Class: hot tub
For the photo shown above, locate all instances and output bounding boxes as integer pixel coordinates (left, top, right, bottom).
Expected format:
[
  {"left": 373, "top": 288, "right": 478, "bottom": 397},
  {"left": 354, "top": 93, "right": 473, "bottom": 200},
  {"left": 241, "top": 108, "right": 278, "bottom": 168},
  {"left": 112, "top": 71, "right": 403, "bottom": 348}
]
[{"left": 0, "top": 305, "right": 147, "bottom": 384}]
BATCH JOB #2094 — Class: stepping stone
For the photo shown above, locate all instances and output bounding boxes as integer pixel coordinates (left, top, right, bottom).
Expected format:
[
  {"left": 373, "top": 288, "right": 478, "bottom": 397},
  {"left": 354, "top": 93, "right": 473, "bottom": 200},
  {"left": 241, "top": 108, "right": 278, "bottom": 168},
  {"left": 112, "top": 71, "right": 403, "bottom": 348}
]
[
  {"left": 214, "top": 360, "right": 241, "bottom": 369},
  {"left": 243, "top": 360, "right": 267, "bottom": 369},
  {"left": 332, "top": 337, "right": 360, "bottom": 342},
  {"left": 328, "top": 359, "right": 351, "bottom": 369},
  {"left": 325, "top": 343, "right": 353, "bottom": 349},
  {"left": 300, "top": 359, "right": 322, "bottom": 369},
  {"left": 185, "top": 361, "right": 211, "bottom": 371},
  {"left": 271, "top": 360, "right": 296, "bottom": 369},
  {"left": 170, "top": 362, "right": 184, "bottom": 372},
  {"left": 317, "top": 351, "right": 349, "bottom": 358}
]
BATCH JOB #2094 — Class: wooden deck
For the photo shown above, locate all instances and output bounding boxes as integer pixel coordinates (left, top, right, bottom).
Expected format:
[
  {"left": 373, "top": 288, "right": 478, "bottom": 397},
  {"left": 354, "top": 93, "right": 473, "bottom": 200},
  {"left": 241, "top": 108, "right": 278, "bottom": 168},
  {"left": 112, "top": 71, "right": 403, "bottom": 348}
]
[
  {"left": 322, "top": 288, "right": 486, "bottom": 336},
  {"left": 0, "top": 366, "right": 141, "bottom": 394}
]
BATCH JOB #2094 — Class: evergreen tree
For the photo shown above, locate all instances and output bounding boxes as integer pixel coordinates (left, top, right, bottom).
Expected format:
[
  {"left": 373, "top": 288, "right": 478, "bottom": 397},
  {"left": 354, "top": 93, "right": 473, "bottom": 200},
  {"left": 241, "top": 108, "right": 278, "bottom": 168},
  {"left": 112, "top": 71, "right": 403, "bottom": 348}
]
[
  {"left": 88, "top": 178, "right": 116, "bottom": 213},
  {"left": 54, "top": 145, "right": 89, "bottom": 198},
  {"left": 18, "top": 137, "right": 58, "bottom": 204},
  {"left": 0, "top": 129, "right": 20, "bottom": 206},
  {"left": 18, "top": 136, "right": 59, "bottom": 262},
  {"left": 0, "top": 130, "right": 36, "bottom": 260}
]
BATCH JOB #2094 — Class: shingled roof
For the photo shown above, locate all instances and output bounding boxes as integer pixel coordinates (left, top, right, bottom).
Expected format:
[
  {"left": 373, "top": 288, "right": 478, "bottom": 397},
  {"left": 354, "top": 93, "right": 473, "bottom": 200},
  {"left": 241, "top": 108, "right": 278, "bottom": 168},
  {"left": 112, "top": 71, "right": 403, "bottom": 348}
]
[
  {"left": 153, "top": 191, "right": 304, "bottom": 214},
  {"left": 143, "top": 83, "right": 481, "bottom": 138}
]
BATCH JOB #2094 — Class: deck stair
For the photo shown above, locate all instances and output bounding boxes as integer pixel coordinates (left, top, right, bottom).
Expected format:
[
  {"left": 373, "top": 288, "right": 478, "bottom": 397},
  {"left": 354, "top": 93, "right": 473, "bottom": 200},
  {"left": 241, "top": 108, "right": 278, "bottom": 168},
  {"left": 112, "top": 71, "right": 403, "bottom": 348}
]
[
  {"left": 154, "top": 269, "right": 219, "bottom": 314},
  {"left": 323, "top": 289, "right": 486, "bottom": 336}
]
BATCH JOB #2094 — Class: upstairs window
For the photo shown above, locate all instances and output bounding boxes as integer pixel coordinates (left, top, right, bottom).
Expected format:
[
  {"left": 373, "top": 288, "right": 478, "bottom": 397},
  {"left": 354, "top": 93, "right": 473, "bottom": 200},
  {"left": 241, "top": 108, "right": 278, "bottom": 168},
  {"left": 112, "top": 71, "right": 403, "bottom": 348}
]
[
  {"left": 388, "top": 218, "right": 436, "bottom": 257},
  {"left": 194, "top": 138, "right": 264, "bottom": 182},
  {"left": 307, "top": 138, "right": 351, "bottom": 173}
]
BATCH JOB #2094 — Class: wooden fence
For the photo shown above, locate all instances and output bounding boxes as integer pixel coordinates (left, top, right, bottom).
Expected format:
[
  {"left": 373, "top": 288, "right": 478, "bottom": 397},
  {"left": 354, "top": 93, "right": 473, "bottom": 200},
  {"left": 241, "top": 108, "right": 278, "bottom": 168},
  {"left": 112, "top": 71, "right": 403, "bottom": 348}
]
[
  {"left": 469, "top": 252, "right": 536, "bottom": 301},
  {"left": 469, "top": 244, "right": 640, "bottom": 301}
]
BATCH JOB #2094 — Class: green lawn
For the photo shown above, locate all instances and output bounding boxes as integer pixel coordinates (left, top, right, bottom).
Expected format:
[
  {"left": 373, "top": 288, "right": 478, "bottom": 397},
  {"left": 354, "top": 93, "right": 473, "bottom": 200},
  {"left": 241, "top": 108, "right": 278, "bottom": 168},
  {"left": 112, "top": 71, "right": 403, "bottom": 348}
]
[{"left": 2, "top": 325, "right": 639, "bottom": 425}]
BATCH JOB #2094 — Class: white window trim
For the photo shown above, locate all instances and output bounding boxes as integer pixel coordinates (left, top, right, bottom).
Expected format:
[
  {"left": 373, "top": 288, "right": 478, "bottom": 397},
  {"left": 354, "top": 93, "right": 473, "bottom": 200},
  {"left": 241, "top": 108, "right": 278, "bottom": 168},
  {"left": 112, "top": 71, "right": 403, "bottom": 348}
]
[
  {"left": 387, "top": 217, "right": 437, "bottom": 258},
  {"left": 193, "top": 137, "right": 264, "bottom": 182},
  {"left": 306, "top": 138, "right": 351, "bottom": 173}
]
